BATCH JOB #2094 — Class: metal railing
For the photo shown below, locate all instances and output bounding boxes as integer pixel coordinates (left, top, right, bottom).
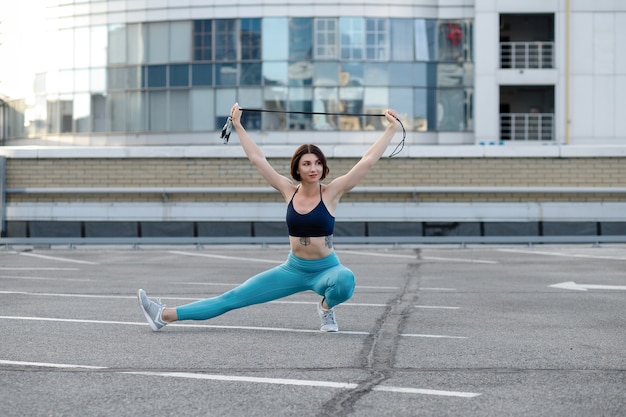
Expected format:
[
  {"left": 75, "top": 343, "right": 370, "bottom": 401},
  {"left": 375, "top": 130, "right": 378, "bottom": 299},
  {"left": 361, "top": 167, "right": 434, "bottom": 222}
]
[
  {"left": 500, "top": 41, "right": 554, "bottom": 69},
  {"left": 500, "top": 113, "right": 554, "bottom": 141}
]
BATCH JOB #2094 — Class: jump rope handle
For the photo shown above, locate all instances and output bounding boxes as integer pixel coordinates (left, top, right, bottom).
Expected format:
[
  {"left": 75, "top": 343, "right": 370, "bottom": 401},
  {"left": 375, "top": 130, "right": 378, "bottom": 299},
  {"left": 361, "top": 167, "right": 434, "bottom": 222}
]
[{"left": 220, "top": 116, "right": 233, "bottom": 144}]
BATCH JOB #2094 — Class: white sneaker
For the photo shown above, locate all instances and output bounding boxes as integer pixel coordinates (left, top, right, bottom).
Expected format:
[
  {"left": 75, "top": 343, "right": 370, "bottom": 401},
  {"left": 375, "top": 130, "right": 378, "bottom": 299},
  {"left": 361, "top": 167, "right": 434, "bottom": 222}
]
[
  {"left": 137, "top": 289, "right": 167, "bottom": 331},
  {"left": 317, "top": 300, "right": 339, "bottom": 332}
]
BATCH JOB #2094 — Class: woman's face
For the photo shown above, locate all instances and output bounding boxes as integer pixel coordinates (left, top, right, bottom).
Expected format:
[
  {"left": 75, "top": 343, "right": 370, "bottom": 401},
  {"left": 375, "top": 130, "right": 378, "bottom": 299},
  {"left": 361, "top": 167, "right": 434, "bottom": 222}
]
[{"left": 297, "top": 153, "right": 323, "bottom": 183}]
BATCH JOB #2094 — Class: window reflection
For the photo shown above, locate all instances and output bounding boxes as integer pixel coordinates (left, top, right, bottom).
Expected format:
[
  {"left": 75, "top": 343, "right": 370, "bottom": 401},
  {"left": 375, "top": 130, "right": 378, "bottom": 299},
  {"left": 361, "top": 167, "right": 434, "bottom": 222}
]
[
  {"left": 90, "top": 26, "right": 108, "bottom": 67},
  {"left": 74, "top": 93, "right": 91, "bottom": 133},
  {"left": 389, "top": 63, "right": 415, "bottom": 86},
  {"left": 241, "top": 63, "right": 262, "bottom": 85},
  {"left": 215, "top": 63, "right": 237, "bottom": 85},
  {"left": 36, "top": 17, "right": 475, "bottom": 136},
  {"left": 438, "top": 21, "right": 468, "bottom": 62},
  {"left": 339, "top": 86, "right": 363, "bottom": 130},
  {"left": 313, "top": 62, "right": 339, "bottom": 86},
  {"left": 215, "top": 20, "right": 237, "bottom": 61},
  {"left": 389, "top": 87, "right": 412, "bottom": 130},
  {"left": 340, "top": 18, "right": 364, "bottom": 60},
  {"left": 437, "top": 88, "right": 468, "bottom": 131},
  {"left": 263, "top": 62, "right": 288, "bottom": 86},
  {"left": 340, "top": 63, "right": 363, "bottom": 86},
  {"left": 91, "top": 69, "right": 106, "bottom": 92},
  {"left": 74, "top": 69, "right": 90, "bottom": 92},
  {"left": 170, "top": 91, "right": 189, "bottom": 131},
  {"left": 363, "top": 63, "right": 388, "bottom": 86},
  {"left": 238, "top": 88, "right": 263, "bottom": 129},
  {"left": 391, "top": 19, "right": 414, "bottom": 61},
  {"left": 262, "top": 18, "right": 287, "bottom": 60},
  {"left": 288, "top": 62, "right": 313, "bottom": 86},
  {"left": 241, "top": 18, "right": 262, "bottom": 60},
  {"left": 363, "top": 87, "right": 388, "bottom": 130},
  {"left": 314, "top": 18, "right": 339, "bottom": 59},
  {"left": 108, "top": 25, "right": 126, "bottom": 65},
  {"left": 289, "top": 18, "right": 313, "bottom": 61},
  {"left": 414, "top": 88, "right": 429, "bottom": 131},
  {"left": 365, "top": 18, "right": 388, "bottom": 61},
  {"left": 313, "top": 87, "right": 338, "bottom": 130},
  {"left": 263, "top": 86, "right": 287, "bottom": 130},
  {"left": 74, "top": 28, "right": 90, "bottom": 68},
  {"left": 288, "top": 87, "right": 313, "bottom": 130}
]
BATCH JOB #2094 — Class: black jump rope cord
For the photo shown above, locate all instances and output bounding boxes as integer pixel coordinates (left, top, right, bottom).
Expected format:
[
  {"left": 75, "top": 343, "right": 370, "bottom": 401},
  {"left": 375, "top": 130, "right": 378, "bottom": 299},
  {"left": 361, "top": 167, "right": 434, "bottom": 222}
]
[{"left": 221, "top": 108, "right": 406, "bottom": 158}]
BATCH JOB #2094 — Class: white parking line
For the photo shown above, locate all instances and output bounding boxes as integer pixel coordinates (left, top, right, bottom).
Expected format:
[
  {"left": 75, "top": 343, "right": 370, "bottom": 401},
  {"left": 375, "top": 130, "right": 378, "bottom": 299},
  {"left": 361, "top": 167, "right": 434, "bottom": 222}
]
[
  {"left": 497, "top": 248, "right": 626, "bottom": 261},
  {"left": 169, "top": 251, "right": 282, "bottom": 264},
  {"left": 0, "top": 276, "right": 94, "bottom": 282},
  {"left": 422, "top": 256, "right": 498, "bottom": 265},
  {"left": 0, "top": 267, "right": 79, "bottom": 271},
  {"left": 337, "top": 250, "right": 498, "bottom": 264},
  {"left": 401, "top": 333, "right": 467, "bottom": 339},
  {"left": 17, "top": 252, "right": 99, "bottom": 265},
  {"left": 0, "top": 315, "right": 465, "bottom": 339},
  {"left": 337, "top": 250, "right": 417, "bottom": 259},
  {"left": 0, "top": 291, "right": 136, "bottom": 300},
  {"left": 0, "top": 360, "right": 480, "bottom": 398},
  {"left": 0, "top": 359, "right": 106, "bottom": 370},
  {"left": 416, "top": 305, "right": 460, "bottom": 310}
]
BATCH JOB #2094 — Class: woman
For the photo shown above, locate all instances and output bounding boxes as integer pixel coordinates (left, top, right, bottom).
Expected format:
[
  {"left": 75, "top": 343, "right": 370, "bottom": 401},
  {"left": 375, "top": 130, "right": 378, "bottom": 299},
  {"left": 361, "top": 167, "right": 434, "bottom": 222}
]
[{"left": 138, "top": 103, "right": 400, "bottom": 332}]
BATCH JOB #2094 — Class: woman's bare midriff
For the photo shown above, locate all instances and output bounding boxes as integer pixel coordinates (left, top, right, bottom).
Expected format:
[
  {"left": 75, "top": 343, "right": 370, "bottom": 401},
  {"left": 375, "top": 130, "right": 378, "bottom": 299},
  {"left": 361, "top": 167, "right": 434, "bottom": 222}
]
[{"left": 289, "top": 235, "right": 334, "bottom": 259}]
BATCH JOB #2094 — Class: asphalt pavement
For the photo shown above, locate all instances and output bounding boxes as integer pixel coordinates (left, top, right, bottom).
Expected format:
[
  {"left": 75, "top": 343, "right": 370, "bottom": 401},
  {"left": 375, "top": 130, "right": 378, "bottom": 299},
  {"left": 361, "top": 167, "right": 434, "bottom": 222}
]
[{"left": 1, "top": 243, "right": 625, "bottom": 417}]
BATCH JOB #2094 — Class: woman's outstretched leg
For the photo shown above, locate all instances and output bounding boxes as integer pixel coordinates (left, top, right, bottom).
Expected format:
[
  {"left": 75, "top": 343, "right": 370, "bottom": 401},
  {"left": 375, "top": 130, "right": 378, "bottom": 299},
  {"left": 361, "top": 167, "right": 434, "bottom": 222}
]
[{"left": 138, "top": 262, "right": 307, "bottom": 331}]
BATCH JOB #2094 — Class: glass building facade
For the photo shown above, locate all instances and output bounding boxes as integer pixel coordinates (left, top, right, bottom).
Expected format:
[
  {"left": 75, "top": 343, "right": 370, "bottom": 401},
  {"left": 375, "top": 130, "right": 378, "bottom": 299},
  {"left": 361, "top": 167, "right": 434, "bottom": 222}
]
[{"left": 2, "top": 13, "right": 474, "bottom": 143}]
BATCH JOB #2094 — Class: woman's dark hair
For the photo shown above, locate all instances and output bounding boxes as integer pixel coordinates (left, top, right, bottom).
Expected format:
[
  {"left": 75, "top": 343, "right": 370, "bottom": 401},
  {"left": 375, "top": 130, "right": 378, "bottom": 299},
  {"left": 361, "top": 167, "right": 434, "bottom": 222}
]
[{"left": 290, "top": 144, "right": 330, "bottom": 181}]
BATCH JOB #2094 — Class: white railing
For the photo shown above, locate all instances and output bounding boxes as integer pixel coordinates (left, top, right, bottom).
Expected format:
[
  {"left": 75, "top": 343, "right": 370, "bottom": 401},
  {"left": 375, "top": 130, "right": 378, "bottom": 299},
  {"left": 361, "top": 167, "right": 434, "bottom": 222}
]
[
  {"left": 500, "top": 42, "right": 554, "bottom": 69},
  {"left": 500, "top": 113, "right": 554, "bottom": 141}
]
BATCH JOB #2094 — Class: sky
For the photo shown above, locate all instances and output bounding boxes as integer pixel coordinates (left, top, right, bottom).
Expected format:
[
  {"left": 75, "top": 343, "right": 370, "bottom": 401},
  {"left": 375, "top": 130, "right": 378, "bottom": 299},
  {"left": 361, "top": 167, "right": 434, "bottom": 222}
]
[{"left": 0, "top": 0, "right": 49, "bottom": 99}]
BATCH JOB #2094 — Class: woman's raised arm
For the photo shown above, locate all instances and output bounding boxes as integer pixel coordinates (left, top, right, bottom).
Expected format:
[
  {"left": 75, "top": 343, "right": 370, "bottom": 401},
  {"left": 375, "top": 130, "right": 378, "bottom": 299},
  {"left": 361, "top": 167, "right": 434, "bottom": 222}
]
[
  {"left": 326, "top": 109, "right": 400, "bottom": 198},
  {"left": 230, "top": 103, "right": 294, "bottom": 198}
]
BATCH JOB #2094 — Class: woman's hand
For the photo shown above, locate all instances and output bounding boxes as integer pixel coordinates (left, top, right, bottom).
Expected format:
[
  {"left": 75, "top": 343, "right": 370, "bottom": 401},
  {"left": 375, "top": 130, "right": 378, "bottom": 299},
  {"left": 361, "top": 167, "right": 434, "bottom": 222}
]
[
  {"left": 230, "top": 102, "right": 243, "bottom": 127},
  {"left": 385, "top": 109, "right": 399, "bottom": 127}
]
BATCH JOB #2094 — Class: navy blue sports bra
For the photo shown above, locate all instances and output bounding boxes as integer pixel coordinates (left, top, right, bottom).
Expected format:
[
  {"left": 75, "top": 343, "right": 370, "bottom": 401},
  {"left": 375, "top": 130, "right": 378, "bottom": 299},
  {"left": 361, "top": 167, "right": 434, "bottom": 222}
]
[{"left": 286, "top": 185, "right": 335, "bottom": 237}]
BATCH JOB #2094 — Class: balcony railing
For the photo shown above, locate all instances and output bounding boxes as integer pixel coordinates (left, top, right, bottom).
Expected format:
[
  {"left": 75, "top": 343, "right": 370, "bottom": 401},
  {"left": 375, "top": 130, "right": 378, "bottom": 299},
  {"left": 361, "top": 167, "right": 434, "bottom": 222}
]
[
  {"left": 500, "top": 42, "right": 554, "bottom": 69},
  {"left": 500, "top": 113, "right": 554, "bottom": 141}
]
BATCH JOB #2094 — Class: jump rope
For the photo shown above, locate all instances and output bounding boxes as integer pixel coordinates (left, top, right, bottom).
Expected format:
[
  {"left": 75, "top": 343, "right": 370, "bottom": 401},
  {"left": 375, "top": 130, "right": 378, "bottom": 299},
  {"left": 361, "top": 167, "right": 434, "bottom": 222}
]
[{"left": 220, "top": 108, "right": 406, "bottom": 158}]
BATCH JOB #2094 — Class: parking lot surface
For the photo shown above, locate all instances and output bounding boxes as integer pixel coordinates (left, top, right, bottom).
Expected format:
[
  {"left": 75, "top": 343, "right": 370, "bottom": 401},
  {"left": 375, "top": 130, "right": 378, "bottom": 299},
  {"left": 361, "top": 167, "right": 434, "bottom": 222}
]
[{"left": 1, "top": 244, "right": 625, "bottom": 416}]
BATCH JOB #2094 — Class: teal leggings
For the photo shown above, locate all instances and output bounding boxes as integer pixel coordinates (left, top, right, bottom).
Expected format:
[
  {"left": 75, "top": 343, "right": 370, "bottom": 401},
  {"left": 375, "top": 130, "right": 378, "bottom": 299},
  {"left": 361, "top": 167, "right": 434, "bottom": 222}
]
[{"left": 176, "top": 251, "right": 355, "bottom": 321}]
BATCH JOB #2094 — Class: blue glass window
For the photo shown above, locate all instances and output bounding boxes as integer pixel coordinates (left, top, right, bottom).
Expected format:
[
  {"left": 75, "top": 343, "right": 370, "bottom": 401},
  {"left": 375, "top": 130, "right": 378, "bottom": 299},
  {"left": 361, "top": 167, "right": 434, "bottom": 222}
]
[
  {"left": 215, "top": 20, "right": 237, "bottom": 61},
  {"left": 389, "top": 63, "right": 415, "bottom": 86},
  {"left": 340, "top": 18, "right": 364, "bottom": 60},
  {"left": 170, "top": 64, "right": 189, "bottom": 87},
  {"left": 365, "top": 18, "right": 388, "bottom": 61},
  {"left": 192, "top": 64, "right": 213, "bottom": 86},
  {"left": 289, "top": 18, "right": 313, "bottom": 60},
  {"left": 145, "top": 65, "right": 167, "bottom": 88},
  {"left": 216, "top": 63, "right": 238, "bottom": 85},
  {"left": 193, "top": 20, "right": 212, "bottom": 61},
  {"left": 241, "top": 18, "right": 262, "bottom": 60},
  {"left": 240, "top": 63, "right": 262, "bottom": 85}
]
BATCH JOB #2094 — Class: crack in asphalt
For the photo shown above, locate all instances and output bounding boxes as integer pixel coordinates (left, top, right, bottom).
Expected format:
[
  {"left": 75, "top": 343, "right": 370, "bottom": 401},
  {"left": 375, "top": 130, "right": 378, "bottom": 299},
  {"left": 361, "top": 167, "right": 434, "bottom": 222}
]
[{"left": 318, "top": 256, "right": 422, "bottom": 417}]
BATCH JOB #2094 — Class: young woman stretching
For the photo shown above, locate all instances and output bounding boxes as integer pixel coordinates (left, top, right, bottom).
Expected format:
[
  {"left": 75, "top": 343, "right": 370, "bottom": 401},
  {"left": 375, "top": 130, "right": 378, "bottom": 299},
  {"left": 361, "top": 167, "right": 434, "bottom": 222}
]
[{"left": 138, "top": 103, "right": 400, "bottom": 332}]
